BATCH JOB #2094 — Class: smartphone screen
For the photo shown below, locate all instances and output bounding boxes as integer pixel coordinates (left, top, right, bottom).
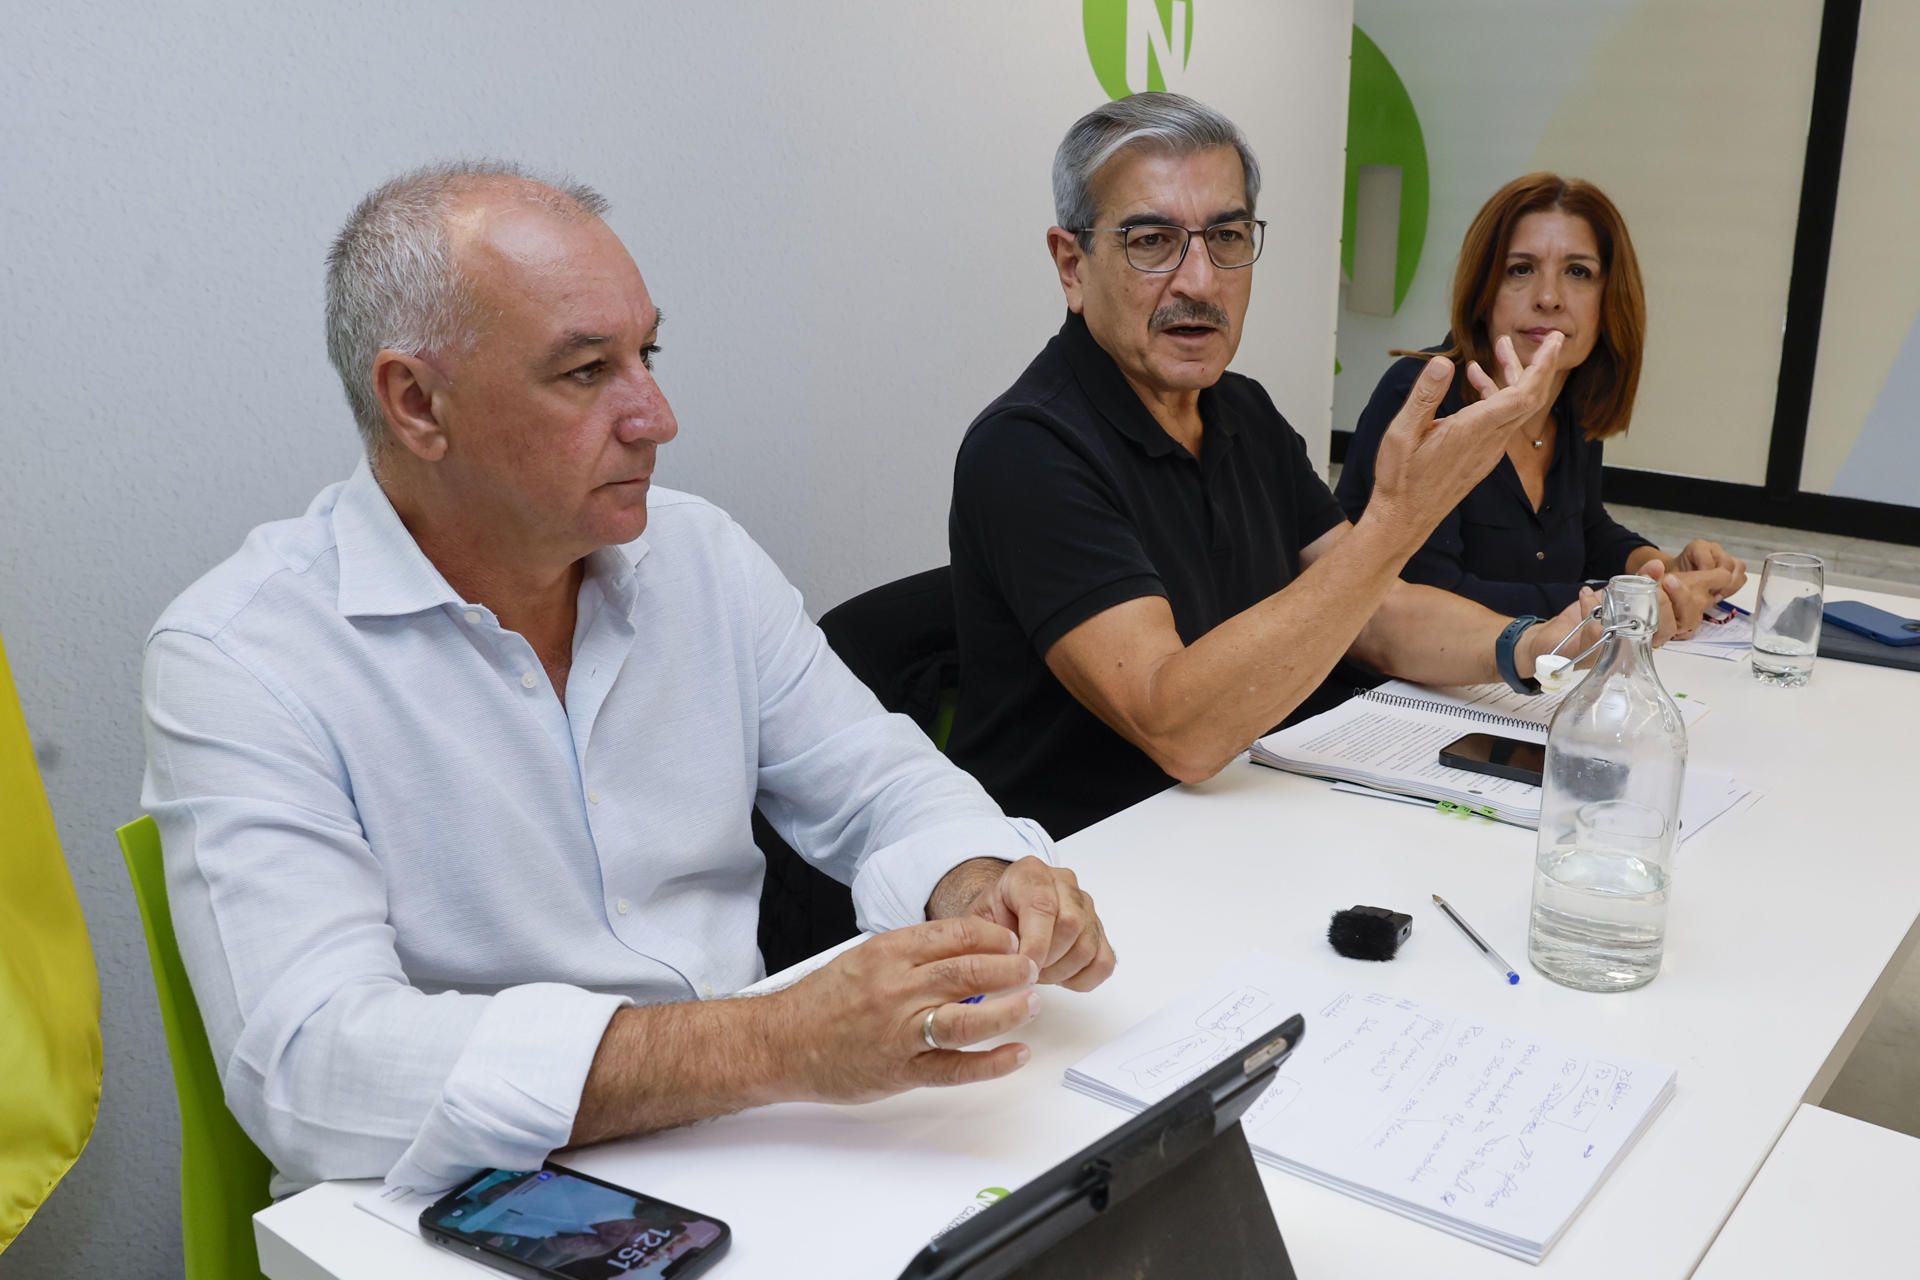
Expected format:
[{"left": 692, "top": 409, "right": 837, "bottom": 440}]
[
  {"left": 421, "top": 1166, "right": 729, "bottom": 1280},
  {"left": 1439, "top": 732, "right": 1546, "bottom": 786}
]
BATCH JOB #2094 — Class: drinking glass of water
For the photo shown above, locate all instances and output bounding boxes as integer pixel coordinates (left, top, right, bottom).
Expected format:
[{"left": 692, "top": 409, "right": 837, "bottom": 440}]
[{"left": 1751, "top": 552, "right": 1824, "bottom": 686}]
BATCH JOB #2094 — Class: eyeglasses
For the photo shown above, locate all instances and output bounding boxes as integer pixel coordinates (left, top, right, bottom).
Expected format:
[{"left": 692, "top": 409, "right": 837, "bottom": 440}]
[{"left": 1074, "top": 219, "right": 1267, "bottom": 272}]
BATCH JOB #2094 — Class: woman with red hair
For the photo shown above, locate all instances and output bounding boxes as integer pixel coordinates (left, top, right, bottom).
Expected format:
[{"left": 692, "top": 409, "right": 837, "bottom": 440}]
[{"left": 1336, "top": 173, "right": 1744, "bottom": 634}]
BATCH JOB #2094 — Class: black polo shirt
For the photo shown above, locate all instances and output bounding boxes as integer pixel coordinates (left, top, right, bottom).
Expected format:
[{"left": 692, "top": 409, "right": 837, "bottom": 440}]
[
  {"left": 948, "top": 312, "right": 1346, "bottom": 838},
  {"left": 1334, "top": 347, "right": 1651, "bottom": 616}
]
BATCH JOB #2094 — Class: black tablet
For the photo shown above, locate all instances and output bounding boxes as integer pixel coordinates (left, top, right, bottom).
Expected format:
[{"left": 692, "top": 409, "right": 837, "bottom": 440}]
[{"left": 897, "top": 1014, "right": 1304, "bottom": 1280}]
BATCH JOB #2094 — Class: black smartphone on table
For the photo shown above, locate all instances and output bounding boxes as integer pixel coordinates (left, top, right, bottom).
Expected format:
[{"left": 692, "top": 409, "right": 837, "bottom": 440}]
[
  {"left": 1439, "top": 732, "right": 1546, "bottom": 786},
  {"left": 420, "top": 1163, "right": 729, "bottom": 1279}
]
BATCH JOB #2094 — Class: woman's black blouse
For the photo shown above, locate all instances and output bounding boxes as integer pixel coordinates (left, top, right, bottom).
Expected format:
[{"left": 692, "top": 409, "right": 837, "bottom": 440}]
[{"left": 1335, "top": 348, "right": 1652, "bottom": 616}]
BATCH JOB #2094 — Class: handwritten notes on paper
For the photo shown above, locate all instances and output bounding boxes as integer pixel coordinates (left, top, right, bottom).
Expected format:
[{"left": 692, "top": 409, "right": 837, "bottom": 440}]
[
  {"left": 1064, "top": 957, "right": 1677, "bottom": 1262},
  {"left": 1119, "top": 985, "right": 1278, "bottom": 1092}
]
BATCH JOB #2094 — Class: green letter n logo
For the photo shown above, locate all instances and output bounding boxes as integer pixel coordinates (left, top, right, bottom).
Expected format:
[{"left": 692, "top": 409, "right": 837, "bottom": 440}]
[{"left": 1085, "top": 0, "right": 1194, "bottom": 101}]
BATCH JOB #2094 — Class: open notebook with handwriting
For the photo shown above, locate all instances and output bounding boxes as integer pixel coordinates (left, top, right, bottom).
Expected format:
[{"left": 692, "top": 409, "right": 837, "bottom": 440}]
[{"left": 1064, "top": 955, "right": 1676, "bottom": 1264}]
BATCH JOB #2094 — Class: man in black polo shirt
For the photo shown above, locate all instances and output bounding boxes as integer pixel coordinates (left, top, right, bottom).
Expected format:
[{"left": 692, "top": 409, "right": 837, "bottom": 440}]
[{"left": 949, "top": 93, "right": 1674, "bottom": 838}]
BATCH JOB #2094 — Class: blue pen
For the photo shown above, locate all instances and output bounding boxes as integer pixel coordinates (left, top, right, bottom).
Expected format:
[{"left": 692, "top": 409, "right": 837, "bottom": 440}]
[{"left": 1432, "top": 894, "right": 1520, "bottom": 985}]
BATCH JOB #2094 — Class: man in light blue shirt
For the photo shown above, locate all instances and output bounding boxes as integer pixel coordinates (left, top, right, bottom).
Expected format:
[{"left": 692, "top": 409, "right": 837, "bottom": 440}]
[{"left": 141, "top": 162, "right": 1115, "bottom": 1195}]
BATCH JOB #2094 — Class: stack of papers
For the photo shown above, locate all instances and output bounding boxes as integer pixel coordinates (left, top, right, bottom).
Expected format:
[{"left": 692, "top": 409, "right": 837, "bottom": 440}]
[
  {"left": 1666, "top": 603, "right": 1753, "bottom": 661},
  {"left": 1065, "top": 955, "right": 1678, "bottom": 1263},
  {"left": 1249, "top": 680, "right": 1753, "bottom": 839}
]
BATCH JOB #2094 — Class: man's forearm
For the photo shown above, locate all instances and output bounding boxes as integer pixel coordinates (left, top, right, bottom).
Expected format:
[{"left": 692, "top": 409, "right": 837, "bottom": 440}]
[
  {"left": 1354, "top": 579, "right": 1597, "bottom": 688},
  {"left": 568, "top": 994, "right": 790, "bottom": 1147},
  {"left": 1350, "top": 582, "right": 1512, "bottom": 686},
  {"left": 1129, "top": 513, "right": 1424, "bottom": 776}
]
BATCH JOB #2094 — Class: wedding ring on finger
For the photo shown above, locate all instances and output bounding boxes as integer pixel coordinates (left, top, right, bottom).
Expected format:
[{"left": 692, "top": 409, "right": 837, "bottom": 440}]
[{"left": 922, "top": 1006, "right": 944, "bottom": 1052}]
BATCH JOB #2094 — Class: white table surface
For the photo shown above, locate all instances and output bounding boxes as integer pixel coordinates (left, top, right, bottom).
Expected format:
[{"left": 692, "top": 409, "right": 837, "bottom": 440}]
[
  {"left": 256, "top": 583, "right": 1920, "bottom": 1279},
  {"left": 1693, "top": 1104, "right": 1920, "bottom": 1278}
]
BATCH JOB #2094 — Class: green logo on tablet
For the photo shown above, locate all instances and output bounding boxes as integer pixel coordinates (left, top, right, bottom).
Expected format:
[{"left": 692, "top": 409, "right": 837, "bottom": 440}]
[{"left": 1085, "top": 0, "right": 1194, "bottom": 99}]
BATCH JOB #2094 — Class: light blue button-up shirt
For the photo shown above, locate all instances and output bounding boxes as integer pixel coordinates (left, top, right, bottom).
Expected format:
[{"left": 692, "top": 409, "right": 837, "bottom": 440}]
[{"left": 141, "top": 462, "right": 1051, "bottom": 1194}]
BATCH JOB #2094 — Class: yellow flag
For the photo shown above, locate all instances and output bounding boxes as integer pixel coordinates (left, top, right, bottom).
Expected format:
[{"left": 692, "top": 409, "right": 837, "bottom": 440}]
[{"left": 0, "top": 634, "right": 103, "bottom": 1251}]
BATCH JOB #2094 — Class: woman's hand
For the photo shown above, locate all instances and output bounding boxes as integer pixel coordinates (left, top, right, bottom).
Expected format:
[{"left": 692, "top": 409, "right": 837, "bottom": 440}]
[
  {"left": 1671, "top": 540, "right": 1748, "bottom": 596},
  {"left": 1657, "top": 566, "right": 1737, "bottom": 639}
]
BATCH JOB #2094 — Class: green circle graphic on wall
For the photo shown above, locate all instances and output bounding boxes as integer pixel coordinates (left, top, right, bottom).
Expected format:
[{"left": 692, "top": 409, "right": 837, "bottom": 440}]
[
  {"left": 1085, "top": 0, "right": 1195, "bottom": 100},
  {"left": 1343, "top": 25, "right": 1429, "bottom": 315}
]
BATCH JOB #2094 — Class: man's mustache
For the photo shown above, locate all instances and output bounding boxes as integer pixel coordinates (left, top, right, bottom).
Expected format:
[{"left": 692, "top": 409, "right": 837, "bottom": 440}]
[{"left": 1151, "top": 301, "right": 1230, "bottom": 331}]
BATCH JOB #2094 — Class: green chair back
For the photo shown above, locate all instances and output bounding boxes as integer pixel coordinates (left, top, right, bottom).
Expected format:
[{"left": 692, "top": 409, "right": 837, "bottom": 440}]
[
  {"left": 0, "top": 633, "right": 102, "bottom": 1251},
  {"left": 930, "top": 687, "right": 957, "bottom": 754},
  {"left": 119, "top": 815, "right": 272, "bottom": 1279}
]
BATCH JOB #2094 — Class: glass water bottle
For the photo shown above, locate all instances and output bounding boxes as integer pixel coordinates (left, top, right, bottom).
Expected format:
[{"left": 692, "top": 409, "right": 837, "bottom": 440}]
[{"left": 1527, "top": 575, "right": 1688, "bottom": 992}]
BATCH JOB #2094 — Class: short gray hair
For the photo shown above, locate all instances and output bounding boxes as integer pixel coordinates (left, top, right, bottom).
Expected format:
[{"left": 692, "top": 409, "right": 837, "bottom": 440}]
[
  {"left": 323, "top": 160, "right": 611, "bottom": 457},
  {"left": 1052, "top": 92, "right": 1261, "bottom": 251}
]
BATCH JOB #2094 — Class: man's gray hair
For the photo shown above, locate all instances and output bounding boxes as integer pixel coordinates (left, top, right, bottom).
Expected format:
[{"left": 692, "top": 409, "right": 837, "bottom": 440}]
[
  {"left": 324, "top": 159, "right": 611, "bottom": 456},
  {"left": 1052, "top": 92, "right": 1261, "bottom": 251}
]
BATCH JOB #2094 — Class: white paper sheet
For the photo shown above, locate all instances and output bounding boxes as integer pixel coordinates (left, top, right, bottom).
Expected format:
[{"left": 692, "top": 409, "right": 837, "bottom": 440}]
[{"left": 1665, "top": 603, "right": 1754, "bottom": 661}]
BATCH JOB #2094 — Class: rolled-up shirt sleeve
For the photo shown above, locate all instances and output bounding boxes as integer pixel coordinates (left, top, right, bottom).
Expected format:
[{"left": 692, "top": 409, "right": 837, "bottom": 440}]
[
  {"left": 728, "top": 520, "right": 1053, "bottom": 932},
  {"left": 142, "top": 630, "right": 628, "bottom": 1193}
]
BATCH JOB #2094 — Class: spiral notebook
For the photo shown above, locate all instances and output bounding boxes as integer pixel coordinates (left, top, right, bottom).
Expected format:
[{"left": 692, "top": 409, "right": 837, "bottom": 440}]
[
  {"left": 1352, "top": 679, "right": 1710, "bottom": 734},
  {"left": 1248, "top": 681, "right": 1744, "bottom": 834},
  {"left": 1064, "top": 955, "right": 1678, "bottom": 1264}
]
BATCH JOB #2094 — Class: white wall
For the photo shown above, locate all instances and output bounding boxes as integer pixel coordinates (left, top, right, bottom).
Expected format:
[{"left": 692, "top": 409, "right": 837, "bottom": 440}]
[
  {"left": 0, "top": 2, "right": 1349, "bottom": 1272},
  {"left": 1337, "top": 0, "right": 1820, "bottom": 490},
  {"left": 1335, "top": 0, "right": 1637, "bottom": 448}
]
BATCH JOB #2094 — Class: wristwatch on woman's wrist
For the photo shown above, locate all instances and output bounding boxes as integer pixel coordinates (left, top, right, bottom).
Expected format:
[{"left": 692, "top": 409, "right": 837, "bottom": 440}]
[{"left": 1496, "top": 615, "right": 1545, "bottom": 695}]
